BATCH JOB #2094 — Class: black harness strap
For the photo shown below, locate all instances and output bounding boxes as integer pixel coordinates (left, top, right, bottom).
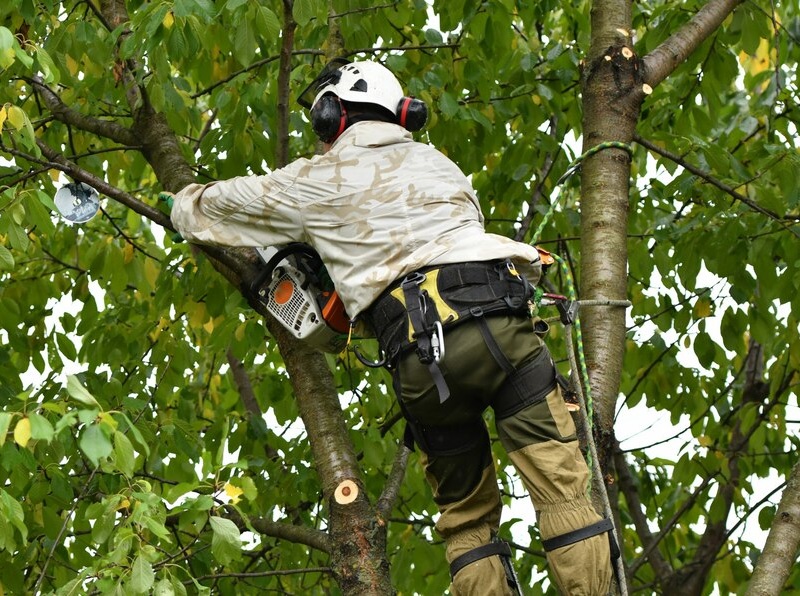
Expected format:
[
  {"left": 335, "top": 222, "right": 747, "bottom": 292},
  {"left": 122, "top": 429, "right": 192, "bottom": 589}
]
[
  {"left": 541, "top": 518, "right": 620, "bottom": 561},
  {"left": 472, "top": 308, "right": 516, "bottom": 375},
  {"left": 449, "top": 541, "right": 512, "bottom": 579}
]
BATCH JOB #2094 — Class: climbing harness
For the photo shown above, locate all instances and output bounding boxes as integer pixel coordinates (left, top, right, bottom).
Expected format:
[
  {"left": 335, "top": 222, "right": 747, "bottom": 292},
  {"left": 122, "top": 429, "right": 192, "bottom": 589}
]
[{"left": 363, "top": 259, "right": 535, "bottom": 403}]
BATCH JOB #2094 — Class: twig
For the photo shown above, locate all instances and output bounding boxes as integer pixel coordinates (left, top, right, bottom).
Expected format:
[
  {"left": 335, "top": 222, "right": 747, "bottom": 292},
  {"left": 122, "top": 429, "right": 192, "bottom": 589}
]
[
  {"left": 633, "top": 134, "right": 800, "bottom": 237},
  {"left": 186, "top": 567, "right": 332, "bottom": 584},
  {"left": 33, "top": 468, "right": 98, "bottom": 593}
]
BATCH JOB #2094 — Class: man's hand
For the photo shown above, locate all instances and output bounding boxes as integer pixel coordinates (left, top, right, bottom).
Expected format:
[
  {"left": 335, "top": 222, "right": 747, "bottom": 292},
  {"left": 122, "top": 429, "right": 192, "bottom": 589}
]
[{"left": 157, "top": 192, "right": 183, "bottom": 242}]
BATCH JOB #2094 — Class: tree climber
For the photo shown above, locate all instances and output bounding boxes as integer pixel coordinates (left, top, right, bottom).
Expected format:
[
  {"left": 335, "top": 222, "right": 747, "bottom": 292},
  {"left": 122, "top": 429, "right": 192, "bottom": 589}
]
[{"left": 169, "top": 59, "right": 614, "bottom": 595}]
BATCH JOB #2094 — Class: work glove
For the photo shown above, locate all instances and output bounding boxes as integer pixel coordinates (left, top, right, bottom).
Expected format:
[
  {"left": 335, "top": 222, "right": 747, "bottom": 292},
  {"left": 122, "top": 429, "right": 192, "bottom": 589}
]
[{"left": 157, "top": 192, "right": 183, "bottom": 242}]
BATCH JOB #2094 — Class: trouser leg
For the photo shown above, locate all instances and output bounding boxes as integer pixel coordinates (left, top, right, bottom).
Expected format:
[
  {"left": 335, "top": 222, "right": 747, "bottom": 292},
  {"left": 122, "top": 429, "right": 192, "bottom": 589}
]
[
  {"left": 497, "top": 386, "right": 613, "bottom": 595},
  {"left": 396, "top": 315, "right": 613, "bottom": 594},
  {"left": 418, "top": 447, "right": 513, "bottom": 596}
]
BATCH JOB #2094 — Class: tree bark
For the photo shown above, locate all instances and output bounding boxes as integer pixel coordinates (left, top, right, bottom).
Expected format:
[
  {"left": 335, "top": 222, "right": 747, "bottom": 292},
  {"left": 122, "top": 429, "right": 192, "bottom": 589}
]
[
  {"left": 580, "top": 0, "right": 643, "bottom": 476},
  {"left": 746, "top": 459, "right": 800, "bottom": 596}
]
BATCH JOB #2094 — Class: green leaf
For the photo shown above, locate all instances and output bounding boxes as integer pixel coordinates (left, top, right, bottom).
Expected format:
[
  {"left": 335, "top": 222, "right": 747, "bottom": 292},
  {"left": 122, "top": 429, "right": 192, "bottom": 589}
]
[
  {"left": 0, "top": 245, "right": 14, "bottom": 270},
  {"left": 79, "top": 424, "right": 113, "bottom": 467},
  {"left": 118, "top": 413, "right": 150, "bottom": 457},
  {"left": 129, "top": 554, "right": 155, "bottom": 594},
  {"left": 293, "top": 0, "right": 314, "bottom": 26},
  {"left": 35, "top": 47, "right": 60, "bottom": 85},
  {"left": 0, "top": 489, "right": 28, "bottom": 544},
  {"left": 0, "top": 412, "right": 12, "bottom": 446},
  {"left": 113, "top": 431, "right": 136, "bottom": 477},
  {"left": 154, "top": 578, "right": 176, "bottom": 596},
  {"left": 209, "top": 515, "right": 241, "bottom": 564},
  {"left": 233, "top": 10, "right": 257, "bottom": 66},
  {"left": 66, "top": 375, "right": 101, "bottom": 408},
  {"left": 256, "top": 7, "right": 280, "bottom": 40},
  {"left": 28, "top": 412, "right": 55, "bottom": 442}
]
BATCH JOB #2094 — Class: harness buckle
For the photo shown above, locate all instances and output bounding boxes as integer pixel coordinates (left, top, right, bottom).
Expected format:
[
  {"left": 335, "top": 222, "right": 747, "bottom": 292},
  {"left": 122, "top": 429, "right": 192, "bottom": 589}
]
[{"left": 402, "top": 271, "right": 427, "bottom": 287}]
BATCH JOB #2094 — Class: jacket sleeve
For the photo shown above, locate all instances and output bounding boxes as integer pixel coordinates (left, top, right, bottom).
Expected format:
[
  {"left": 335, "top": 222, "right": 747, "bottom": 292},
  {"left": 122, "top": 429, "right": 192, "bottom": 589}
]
[{"left": 170, "top": 175, "right": 300, "bottom": 248}]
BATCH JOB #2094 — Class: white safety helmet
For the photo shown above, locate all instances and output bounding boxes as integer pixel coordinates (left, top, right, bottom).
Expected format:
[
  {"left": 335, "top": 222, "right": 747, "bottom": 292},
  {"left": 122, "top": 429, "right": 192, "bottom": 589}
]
[
  {"left": 298, "top": 58, "right": 427, "bottom": 142},
  {"left": 313, "top": 61, "right": 405, "bottom": 114}
]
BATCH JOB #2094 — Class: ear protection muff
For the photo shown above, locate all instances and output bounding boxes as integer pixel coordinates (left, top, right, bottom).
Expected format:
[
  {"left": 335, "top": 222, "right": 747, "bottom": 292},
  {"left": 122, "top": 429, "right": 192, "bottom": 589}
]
[
  {"left": 396, "top": 97, "right": 428, "bottom": 132},
  {"left": 311, "top": 94, "right": 348, "bottom": 143}
]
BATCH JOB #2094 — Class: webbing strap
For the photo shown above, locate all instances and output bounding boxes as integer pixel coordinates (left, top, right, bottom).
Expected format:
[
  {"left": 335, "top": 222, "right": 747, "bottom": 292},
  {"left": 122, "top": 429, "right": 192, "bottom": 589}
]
[
  {"left": 449, "top": 541, "right": 512, "bottom": 579},
  {"left": 400, "top": 274, "right": 450, "bottom": 402},
  {"left": 474, "top": 314, "right": 515, "bottom": 375},
  {"left": 541, "top": 518, "right": 616, "bottom": 554}
]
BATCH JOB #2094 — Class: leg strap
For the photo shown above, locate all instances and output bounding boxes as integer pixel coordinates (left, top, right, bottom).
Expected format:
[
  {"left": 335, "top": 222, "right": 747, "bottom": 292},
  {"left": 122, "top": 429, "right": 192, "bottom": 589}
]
[
  {"left": 449, "top": 541, "right": 512, "bottom": 579},
  {"left": 541, "top": 518, "right": 621, "bottom": 560}
]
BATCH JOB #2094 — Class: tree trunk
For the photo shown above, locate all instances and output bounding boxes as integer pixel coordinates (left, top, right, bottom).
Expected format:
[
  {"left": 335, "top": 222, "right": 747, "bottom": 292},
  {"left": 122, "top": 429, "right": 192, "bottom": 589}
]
[
  {"left": 274, "top": 322, "right": 393, "bottom": 594},
  {"left": 746, "top": 459, "right": 800, "bottom": 595},
  {"left": 580, "top": 0, "right": 643, "bottom": 475}
]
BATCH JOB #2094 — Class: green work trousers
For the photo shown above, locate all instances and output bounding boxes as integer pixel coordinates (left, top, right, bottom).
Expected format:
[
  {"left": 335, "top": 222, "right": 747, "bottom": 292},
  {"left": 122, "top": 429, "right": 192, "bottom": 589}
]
[{"left": 395, "top": 315, "right": 613, "bottom": 595}]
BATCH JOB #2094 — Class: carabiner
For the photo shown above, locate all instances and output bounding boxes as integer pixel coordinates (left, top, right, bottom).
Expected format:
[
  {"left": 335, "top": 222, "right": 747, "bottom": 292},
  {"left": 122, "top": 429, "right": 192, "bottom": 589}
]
[{"left": 431, "top": 320, "right": 445, "bottom": 363}]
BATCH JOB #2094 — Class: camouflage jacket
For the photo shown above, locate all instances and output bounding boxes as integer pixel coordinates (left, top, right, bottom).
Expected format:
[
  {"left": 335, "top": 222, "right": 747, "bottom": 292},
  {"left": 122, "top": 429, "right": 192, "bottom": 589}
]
[{"left": 171, "top": 121, "right": 542, "bottom": 317}]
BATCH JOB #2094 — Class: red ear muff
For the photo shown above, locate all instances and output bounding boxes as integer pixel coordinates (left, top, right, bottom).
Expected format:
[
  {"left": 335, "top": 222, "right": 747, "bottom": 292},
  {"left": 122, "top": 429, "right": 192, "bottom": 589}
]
[
  {"left": 396, "top": 97, "right": 428, "bottom": 132},
  {"left": 311, "top": 94, "right": 348, "bottom": 143}
]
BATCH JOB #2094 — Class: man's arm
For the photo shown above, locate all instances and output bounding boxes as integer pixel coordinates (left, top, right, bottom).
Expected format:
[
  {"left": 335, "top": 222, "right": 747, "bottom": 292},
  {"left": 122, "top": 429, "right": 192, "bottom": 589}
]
[{"left": 170, "top": 176, "right": 299, "bottom": 248}]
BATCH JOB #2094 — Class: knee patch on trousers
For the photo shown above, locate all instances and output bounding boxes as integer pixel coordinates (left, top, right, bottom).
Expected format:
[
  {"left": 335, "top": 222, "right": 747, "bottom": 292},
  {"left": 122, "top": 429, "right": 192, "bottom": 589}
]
[
  {"left": 494, "top": 346, "right": 557, "bottom": 420},
  {"left": 405, "top": 417, "right": 488, "bottom": 458}
]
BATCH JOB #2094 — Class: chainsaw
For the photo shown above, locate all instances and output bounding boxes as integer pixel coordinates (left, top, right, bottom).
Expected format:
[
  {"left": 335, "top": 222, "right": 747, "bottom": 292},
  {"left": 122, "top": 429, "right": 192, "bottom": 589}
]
[{"left": 250, "top": 244, "right": 350, "bottom": 353}]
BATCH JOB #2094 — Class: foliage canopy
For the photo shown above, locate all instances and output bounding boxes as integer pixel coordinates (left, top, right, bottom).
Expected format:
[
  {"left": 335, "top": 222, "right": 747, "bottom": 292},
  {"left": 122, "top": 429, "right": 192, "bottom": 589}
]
[{"left": 0, "top": 0, "right": 798, "bottom": 594}]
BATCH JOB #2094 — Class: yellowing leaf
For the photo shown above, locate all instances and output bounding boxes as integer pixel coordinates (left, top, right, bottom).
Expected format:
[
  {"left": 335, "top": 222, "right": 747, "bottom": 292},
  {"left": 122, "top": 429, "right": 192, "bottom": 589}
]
[
  {"left": 7, "top": 105, "right": 25, "bottom": 130},
  {"left": 123, "top": 242, "right": 134, "bottom": 264},
  {"left": 150, "top": 316, "right": 169, "bottom": 342},
  {"left": 144, "top": 257, "right": 159, "bottom": 290},
  {"left": 163, "top": 10, "right": 175, "bottom": 29},
  {"left": 234, "top": 323, "right": 246, "bottom": 342},
  {"left": 224, "top": 483, "right": 243, "bottom": 505},
  {"left": 66, "top": 54, "right": 79, "bottom": 75},
  {"left": 694, "top": 298, "right": 712, "bottom": 318},
  {"left": 188, "top": 301, "right": 207, "bottom": 329},
  {"left": 98, "top": 411, "right": 119, "bottom": 431},
  {"left": 14, "top": 417, "right": 31, "bottom": 447},
  {"left": 0, "top": 105, "right": 6, "bottom": 130}
]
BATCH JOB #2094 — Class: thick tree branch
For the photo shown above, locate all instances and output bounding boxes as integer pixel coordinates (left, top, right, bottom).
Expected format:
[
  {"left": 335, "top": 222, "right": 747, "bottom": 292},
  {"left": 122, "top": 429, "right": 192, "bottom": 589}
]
[
  {"left": 30, "top": 77, "right": 138, "bottom": 146},
  {"left": 228, "top": 508, "right": 332, "bottom": 554},
  {"left": 10, "top": 139, "right": 259, "bottom": 288},
  {"left": 613, "top": 443, "right": 673, "bottom": 581},
  {"left": 746, "top": 459, "right": 800, "bottom": 595},
  {"left": 27, "top": 140, "right": 171, "bottom": 228},
  {"left": 376, "top": 444, "right": 410, "bottom": 520},
  {"left": 277, "top": 0, "right": 297, "bottom": 168},
  {"left": 226, "top": 349, "right": 262, "bottom": 415},
  {"left": 642, "top": 0, "right": 745, "bottom": 89}
]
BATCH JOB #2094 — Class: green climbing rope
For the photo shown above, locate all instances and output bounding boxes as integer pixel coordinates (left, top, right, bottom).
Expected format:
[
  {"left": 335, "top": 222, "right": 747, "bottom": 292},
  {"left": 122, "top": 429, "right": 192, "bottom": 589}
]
[
  {"left": 530, "top": 141, "right": 632, "bottom": 246},
  {"left": 528, "top": 140, "right": 633, "bottom": 595},
  {"left": 551, "top": 252, "right": 593, "bottom": 426}
]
